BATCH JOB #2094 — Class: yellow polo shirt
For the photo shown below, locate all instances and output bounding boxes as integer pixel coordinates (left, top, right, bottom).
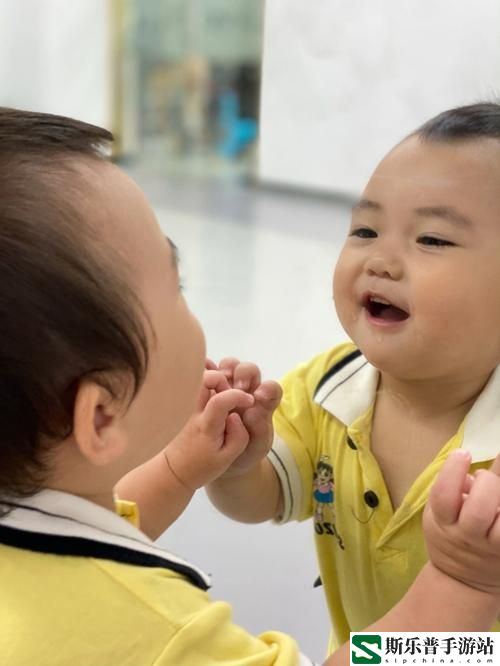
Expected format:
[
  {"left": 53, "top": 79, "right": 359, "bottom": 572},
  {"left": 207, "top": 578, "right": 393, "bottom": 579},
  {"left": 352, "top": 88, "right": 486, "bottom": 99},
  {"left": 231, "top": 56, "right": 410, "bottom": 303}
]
[
  {"left": 270, "top": 342, "right": 500, "bottom": 651},
  {"left": 0, "top": 490, "right": 315, "bottom": 665}
]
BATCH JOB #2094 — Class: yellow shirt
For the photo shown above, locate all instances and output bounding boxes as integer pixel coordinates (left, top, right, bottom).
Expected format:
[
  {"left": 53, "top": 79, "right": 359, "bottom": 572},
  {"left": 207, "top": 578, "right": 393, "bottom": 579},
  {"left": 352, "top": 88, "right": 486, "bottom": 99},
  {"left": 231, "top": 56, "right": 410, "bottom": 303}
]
[
  {"left": 0, "top": 490, "right": 314, "bottom": 665},
  {"left": 270, "top": 342, "right": 500, "bottom": 650}
]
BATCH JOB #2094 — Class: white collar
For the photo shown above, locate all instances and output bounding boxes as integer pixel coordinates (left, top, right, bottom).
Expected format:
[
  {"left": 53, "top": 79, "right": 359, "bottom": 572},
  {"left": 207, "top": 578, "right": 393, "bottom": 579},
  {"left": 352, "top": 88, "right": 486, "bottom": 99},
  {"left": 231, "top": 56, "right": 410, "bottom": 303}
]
[
  {"left": 313, "top": 352, "right": 500, "bottom": 464},
  {"left": 0, "top": 489, "right": 210, "bottom": 590}
]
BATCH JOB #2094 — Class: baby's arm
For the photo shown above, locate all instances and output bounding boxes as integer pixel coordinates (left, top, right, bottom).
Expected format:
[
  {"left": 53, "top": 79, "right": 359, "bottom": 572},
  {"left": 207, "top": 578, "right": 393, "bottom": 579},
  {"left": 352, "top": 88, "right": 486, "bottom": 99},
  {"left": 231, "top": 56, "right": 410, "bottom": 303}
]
[
  {"left": 324, "top": 566, "right": 497, "bottom": 666},
  {"left": 205, "top": 358, "right": 284, "bottom": 523},
  {"left": 324, "top": 449, "right": 500, "bottom": 665},
  {"left": 116, "top": 369, "right": 255, "bottom": 540}
]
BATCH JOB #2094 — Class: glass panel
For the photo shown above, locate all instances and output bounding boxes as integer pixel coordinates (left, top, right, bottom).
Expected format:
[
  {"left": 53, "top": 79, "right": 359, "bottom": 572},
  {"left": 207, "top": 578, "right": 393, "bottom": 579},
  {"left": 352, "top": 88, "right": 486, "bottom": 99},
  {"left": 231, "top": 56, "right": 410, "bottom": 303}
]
[{"left": 119, "top": 0, "right": 264, "bottom": 182}]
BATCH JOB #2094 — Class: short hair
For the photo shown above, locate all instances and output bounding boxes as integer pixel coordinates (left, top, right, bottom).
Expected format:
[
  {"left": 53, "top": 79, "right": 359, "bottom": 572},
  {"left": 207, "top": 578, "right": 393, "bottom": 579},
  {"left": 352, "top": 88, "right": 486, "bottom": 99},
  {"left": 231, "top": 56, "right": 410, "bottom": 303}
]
[
  {"left": 0, "top": 108, "right": 149, "bottom": 509},
  {"left": 415, "top": 102, "right": 500, "bottom": 142}
]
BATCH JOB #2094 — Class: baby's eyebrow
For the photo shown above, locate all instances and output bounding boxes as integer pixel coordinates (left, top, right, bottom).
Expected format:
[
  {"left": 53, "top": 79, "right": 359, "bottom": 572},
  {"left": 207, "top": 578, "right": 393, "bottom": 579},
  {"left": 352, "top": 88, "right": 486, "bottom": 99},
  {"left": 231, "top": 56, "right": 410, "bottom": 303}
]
[
  {"left": 414, "top": 205, "right": 473, "bottom": 228},
  {"left": 352, "top": 198, "right": 381, "bottom": 213},
  {"left": 165, "top": 236, "right": 180, "bottom": 269},
  {"left": 352, "top": 199, "right": 473, "bottom": 229}
]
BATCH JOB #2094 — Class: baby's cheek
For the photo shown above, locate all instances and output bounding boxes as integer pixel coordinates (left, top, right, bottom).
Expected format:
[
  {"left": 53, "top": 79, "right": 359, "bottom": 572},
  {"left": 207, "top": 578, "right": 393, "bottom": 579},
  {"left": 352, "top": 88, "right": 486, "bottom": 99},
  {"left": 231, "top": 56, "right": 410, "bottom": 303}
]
[
  {"left": 333, "top": 271, "right": 351, "bottom": 313},
  {"left": 332, "top": 258, "right": 349, "bottom": 298}
]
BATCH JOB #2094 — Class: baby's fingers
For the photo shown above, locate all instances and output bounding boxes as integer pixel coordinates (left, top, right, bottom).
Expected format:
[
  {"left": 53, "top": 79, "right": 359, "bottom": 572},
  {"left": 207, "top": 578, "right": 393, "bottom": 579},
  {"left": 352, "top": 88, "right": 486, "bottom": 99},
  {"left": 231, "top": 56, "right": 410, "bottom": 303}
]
[
  {"left": 429, "top": 450, "right": 472, "bottom": 525},
  {"left": 485, "top": 510, "right": 500, "bottom": 545},
  {"left": 203, "top": 370, "right": 232, "bottom": 392},
  {"left": 254, "top": 380, "right": 282, "bottom": 412},
  {"left": 489, "top": 453, "right": 500, "bottom": 476},
  {"left": 218, "top": 357, "right": 240, "bottom": 384},
  {"left": 197, "top": 370, "right": 232, "bottom": 411},
  {"left": 484, "top": 454, "right": 500, "bottom": 544},
  {"left": 233, "top": 362, "right": 262, "bottom": 393},
  {"left": 241, "top": 400, "right": 275, "bottom": 455},
  {"left": 459, "top": 469, "right": 500, "bottom": 539},
  {"left": 203, "top": 389, "right": 254, "bottom": 436},
  {"left": 223, "top": 412, "right": 250, "bottom": 455}
]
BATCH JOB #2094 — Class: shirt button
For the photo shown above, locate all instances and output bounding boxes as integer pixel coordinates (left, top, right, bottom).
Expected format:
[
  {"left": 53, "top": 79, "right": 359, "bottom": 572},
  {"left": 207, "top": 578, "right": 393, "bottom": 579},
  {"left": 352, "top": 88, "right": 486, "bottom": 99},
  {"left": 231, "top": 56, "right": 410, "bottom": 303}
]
[
  {"left": 364, "top": 490, "right": 379, "bottom": 508},
  {"left": 346, "top": 436, "right": 357, "bottom": 450}
]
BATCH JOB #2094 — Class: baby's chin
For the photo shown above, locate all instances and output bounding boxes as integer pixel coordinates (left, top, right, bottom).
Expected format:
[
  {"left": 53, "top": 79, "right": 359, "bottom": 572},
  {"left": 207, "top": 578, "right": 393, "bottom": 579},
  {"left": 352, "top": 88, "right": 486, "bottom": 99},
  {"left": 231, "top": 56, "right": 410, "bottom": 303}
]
[{"left": 354, "top": 338, "right": 423, "bottom": 380}]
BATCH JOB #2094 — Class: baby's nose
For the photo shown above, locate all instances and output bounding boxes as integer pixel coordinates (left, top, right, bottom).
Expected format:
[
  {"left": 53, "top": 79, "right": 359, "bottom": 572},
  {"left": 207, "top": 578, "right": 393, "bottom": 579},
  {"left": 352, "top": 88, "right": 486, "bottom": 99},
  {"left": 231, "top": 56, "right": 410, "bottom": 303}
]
[{"left": 365, "top": 254, "right": 403, "bottom": 280}]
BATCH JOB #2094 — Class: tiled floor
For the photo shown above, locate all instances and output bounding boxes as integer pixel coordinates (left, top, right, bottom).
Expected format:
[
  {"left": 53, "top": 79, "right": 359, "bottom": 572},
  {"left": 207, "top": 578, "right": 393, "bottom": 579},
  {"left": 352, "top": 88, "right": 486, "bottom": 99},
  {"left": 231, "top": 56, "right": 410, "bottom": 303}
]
[{"left": 128, "top": 171, "right": 354, "bottom": 661}]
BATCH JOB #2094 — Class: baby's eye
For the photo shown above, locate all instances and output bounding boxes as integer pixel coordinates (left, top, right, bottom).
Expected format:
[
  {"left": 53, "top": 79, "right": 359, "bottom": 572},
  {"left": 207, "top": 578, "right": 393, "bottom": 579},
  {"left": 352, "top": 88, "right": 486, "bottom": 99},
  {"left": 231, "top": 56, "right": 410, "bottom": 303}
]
[
  {"left": 349, "top": 227, "right": 377, "bottom": 239},
  {"left": 417, "top": 235, "right": 455, "bottom": 247}
]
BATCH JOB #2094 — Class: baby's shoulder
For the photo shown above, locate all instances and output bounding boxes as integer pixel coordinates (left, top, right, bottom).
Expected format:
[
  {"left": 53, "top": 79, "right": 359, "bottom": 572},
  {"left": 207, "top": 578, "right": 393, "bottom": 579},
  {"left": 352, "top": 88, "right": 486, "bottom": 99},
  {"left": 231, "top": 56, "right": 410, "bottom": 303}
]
[{"left": 281, "top": 341, "right": 360, "bottom": 394}]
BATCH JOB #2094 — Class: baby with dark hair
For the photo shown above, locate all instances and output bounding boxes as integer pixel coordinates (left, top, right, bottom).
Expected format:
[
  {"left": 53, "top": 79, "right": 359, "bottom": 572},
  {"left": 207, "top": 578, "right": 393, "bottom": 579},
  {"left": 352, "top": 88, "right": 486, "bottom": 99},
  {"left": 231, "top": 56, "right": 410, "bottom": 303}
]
[
  {"left": 176, "top": 102, "right": 500, "bottom": 652},
  {"left": 0, "top": 107, "right": 500, "bottom": 666}
]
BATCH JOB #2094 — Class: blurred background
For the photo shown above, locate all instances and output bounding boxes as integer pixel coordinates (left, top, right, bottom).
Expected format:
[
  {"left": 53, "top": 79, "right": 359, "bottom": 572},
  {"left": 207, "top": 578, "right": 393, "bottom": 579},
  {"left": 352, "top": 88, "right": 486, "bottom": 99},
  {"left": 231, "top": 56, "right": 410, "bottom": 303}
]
[{"left": 2, "top": 0, "right": 500, "bottom": 660}]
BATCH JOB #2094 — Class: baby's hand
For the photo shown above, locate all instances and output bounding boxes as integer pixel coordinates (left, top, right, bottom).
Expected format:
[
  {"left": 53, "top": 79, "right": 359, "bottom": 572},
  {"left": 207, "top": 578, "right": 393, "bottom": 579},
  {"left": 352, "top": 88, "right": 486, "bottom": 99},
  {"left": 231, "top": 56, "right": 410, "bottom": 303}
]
[
  {"left": 163, "top": 369, "right": 255, "bottom": 490},
  {"left": 214, "top": 357, "right": 282, "bottom": 477},
  {"left": 423, "top": 450, "right": 500, "bottom": 600}
]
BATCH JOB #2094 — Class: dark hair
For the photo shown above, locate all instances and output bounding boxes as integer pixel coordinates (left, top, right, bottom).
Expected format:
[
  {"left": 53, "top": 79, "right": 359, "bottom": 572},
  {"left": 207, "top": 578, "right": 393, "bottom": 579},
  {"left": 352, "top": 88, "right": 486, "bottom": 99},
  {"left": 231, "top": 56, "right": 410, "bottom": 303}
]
[
  {"left": 0, "top": 108, "right": 149, "bottom": 508},
  {"left": 415, "top": 102, "right": 500, "bottom": 142},
  {"left": 314, "top": 459, "right": 333, "bottom": 478}
]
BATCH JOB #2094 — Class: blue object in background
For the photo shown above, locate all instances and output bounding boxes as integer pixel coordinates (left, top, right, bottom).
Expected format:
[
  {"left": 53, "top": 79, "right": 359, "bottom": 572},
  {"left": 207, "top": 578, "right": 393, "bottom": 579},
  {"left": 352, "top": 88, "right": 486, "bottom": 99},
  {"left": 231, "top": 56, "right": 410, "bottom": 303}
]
[{"left": 217, "top": 89, "right": 257, "bottom": 158}]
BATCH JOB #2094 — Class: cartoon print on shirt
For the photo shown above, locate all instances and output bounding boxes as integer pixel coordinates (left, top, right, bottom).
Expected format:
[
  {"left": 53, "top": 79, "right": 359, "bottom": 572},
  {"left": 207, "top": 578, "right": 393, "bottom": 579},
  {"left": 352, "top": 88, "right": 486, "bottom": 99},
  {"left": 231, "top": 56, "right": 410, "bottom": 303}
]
[
  {"left": 313, "top": 455, "right": 335, "bottom": 522},
  {"left": 313, "top": 455, "right": 344, "bottom": 549}
]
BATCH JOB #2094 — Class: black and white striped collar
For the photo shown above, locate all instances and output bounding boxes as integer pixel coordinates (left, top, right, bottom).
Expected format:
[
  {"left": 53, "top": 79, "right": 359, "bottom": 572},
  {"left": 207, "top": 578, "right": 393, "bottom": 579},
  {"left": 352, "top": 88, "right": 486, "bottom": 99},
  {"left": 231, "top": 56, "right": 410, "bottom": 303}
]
[
  {"left": 313, "top": 348, "right": 500, "bottom": 464},
  {"left": 0, "top": 489, "right": 210, "bottom": 591}
]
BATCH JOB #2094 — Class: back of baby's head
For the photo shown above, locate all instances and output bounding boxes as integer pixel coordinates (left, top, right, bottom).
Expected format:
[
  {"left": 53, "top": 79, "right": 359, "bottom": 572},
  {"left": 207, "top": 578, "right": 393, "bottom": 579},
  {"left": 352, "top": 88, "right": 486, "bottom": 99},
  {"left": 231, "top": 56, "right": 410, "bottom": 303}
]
[{"left": 0, "top": 109, "right": 148, "bottom": 509}]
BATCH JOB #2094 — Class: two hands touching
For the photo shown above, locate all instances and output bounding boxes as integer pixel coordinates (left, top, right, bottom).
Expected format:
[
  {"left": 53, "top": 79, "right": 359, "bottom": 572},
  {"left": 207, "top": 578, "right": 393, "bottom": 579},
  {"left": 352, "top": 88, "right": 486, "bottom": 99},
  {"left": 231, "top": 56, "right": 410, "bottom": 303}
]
[
  {"left": 115, "top": 357, "right": 277, "bottom": 538},
  {"left": 163, "top": 358, "right": 281, "bottom": 491},
  {"left": 139, "top": 355, "right": 500, "bottom": 610}
]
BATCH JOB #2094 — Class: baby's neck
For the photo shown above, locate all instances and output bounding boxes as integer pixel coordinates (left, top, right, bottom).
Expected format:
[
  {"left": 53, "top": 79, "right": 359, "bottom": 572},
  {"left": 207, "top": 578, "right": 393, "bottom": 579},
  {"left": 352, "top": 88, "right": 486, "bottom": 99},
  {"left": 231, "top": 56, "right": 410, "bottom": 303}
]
[
  {"left": 371, "top": 370, "right": 494, "bottom": 510},
  {"left": 377, "top": 370, "right": 493, "bottom": 422},
  {"left": 46, "top": 482, "right": 116, "bottom": 513}
]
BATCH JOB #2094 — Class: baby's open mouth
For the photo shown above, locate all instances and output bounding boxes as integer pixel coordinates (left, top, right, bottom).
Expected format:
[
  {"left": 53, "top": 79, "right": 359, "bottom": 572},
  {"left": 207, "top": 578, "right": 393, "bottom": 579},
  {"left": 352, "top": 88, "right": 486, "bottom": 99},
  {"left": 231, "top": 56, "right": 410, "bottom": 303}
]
[{"left": 364, "top": 295, "right": 409, "bottom": 322}]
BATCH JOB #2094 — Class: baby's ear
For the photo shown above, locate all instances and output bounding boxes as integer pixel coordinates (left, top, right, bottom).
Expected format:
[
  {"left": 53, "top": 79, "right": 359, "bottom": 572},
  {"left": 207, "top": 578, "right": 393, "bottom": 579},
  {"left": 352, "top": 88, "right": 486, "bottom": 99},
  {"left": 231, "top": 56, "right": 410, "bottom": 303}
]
[{"left": 72, "top": 380, "right": 128, "bottom": 466}]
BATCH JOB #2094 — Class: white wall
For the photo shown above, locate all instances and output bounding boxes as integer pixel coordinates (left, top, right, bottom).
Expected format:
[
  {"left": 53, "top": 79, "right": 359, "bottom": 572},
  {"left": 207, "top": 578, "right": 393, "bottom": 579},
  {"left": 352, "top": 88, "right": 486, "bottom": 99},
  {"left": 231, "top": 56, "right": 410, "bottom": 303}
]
[
  {"left": 0, "top": 0, "right": 112, "bottom": 127},
  {"left": 259, "top": 0, "right": 500, "bottom": 197}
]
